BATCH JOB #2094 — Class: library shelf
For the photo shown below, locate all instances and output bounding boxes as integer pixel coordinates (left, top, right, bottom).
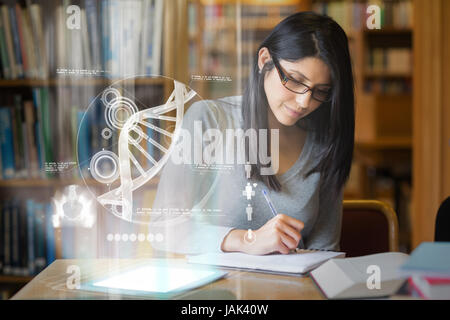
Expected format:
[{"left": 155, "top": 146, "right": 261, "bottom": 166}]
[{"left": 0, "top": 77, "right": 166, "bottom": 88}]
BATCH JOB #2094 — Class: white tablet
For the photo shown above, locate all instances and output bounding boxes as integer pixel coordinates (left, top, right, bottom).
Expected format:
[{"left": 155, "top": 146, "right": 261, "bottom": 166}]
[{"left": 80, "top": 261, "right": 227, "bottom": 298}]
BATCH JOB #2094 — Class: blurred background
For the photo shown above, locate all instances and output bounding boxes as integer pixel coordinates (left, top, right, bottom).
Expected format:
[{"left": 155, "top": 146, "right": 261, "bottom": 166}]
[{"left": 0, "top": 0, "right": 448, "bottom": 299}]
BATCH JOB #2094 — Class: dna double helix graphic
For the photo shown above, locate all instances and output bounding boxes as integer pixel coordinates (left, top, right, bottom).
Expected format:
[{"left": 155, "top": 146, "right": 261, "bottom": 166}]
[{"left": 84, "top": 79, "right": 196, "bottom": 222}]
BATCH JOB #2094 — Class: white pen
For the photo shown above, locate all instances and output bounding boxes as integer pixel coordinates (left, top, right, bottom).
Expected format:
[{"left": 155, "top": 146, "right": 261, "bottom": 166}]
[{"left": 262, "top": 189, "right": 277, "bottom": 217}]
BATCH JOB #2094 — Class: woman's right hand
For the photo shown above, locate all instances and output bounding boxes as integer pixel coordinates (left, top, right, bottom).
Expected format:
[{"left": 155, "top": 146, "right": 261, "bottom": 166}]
[{"left": 221, "top": 214, "right": 304, "bottom": 255}]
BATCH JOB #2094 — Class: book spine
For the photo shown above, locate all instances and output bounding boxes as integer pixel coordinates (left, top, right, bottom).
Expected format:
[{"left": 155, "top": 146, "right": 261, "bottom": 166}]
[
  {"left": 22, "top": 7, "right": 37, "bottom": 78},
  {"left": 15, "top": 4, "right": 28, "bottom": 79},
  {"left": 32, "top": 88, "right": 45, "bottom": 177},
  {"left": 0, "top": 9, "right": 12, "bottom": 79},
  {"left": 45, "top": 203, "right": 55, "bottom": 265},
  {"left": 2, "top": 201, "right": 11, "bottom": 275},
  {"left": 85, "top": 0, "right": 102, "bottom": 71},
  {"left": 18, "top": 201, "right": 29, "bottom": 276},
  {"left": 80, "top": 9, "right": 92, "bottom": 70},
  {"left": 9, "top": 106, "right": 20, "bottom": 178},
  {"left": 40, "top": 88, "right": 53, "bottom": 178},
  {"left": 77, "top": 110, "right": 91, "bottom": 176},
  {"left": 13, "top": 94, "right": 25, "bottom": 178},
  {"left": 28, "top": 4, "right": 45, "bottom": 79},
  {"left": 11, "top": 201, "right": 20, "bottom": 275},
  {"left": 8, "top": 6, "right": 23, "bottom": 78},
  {"left": 34, "top": 202, "right": 46, "bottom": 273},
  {"left": 26, "top": 199, "right": 35, "bottom": 275},
  {"left": 101, "top": 0, "right": 111, "bottom": 76},
  {"left": 1, "top": 5, "right": 17, "bottom": 79},
  {"left": 152, "top": 0, "right": 163, "bottom": 75},
  {"left": 0, "top": 107, "right": 16, "bottom": 179},
  {"left": 24, "top": 100, "right": 39, "bottom": 178}
]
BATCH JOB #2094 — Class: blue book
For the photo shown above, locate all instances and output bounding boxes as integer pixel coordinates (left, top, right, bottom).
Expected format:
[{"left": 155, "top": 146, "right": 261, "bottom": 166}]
[
  {"left": 400, "top": 242, "right": 450, "bottom": 277},
  {"left": 32, "top": 88, "right": 45, "bottom": 175},
  {"left": 26, "top": 199, "right": 35, "bottom": 275},
  {"left": 44, "top": 203, "right": 55, "bottom": 265},
  {"left": 0, "top": 107, "right": 16, "bottom": 179},
  {"left": 77, "top": 110, "right": 91, "bottom": 176},
  {"left": 8, "top": 6, "right": 23, "bottom": 78}
]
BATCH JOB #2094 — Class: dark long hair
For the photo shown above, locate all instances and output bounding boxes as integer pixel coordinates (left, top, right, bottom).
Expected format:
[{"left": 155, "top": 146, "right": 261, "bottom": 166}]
[{"left": 242, "top": 11, "right": 355, "bottom": 198}]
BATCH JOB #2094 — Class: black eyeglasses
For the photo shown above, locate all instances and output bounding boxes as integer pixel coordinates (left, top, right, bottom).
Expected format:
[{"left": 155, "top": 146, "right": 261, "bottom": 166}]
[{"left": 272, "top": 56, "right": 332, "bottom": 103}]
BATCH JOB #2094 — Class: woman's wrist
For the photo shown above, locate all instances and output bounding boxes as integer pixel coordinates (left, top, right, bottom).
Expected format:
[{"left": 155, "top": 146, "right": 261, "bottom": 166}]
[{"left": 221, "top": 229, "right": 246, "bottom": 252}]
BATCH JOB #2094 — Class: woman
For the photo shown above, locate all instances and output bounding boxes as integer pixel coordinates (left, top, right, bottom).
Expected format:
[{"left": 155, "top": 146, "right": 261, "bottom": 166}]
[{"left": 150, "top": 11, "right": 354, "bottom": 255}]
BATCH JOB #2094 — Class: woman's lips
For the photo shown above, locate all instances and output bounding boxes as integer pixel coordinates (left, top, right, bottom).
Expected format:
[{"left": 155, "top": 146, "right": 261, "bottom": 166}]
[{"left": 283, "top": 104, "right": 303, "bottom": 118}]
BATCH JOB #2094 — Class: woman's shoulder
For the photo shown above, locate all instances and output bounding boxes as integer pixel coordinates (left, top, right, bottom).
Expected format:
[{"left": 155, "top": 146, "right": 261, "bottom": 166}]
[{"left": 185, "top": 95, "right": 243, "bottom": 130}]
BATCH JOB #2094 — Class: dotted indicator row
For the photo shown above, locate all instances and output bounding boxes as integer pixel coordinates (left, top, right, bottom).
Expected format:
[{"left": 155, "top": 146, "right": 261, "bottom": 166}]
[{"left": 106, "top": 233, "right": 164, "bottom": 242}]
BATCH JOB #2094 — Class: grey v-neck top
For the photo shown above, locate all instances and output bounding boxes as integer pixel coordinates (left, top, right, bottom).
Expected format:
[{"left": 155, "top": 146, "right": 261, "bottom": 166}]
[{"left": 149, "top": 95, "right": 343, "bottom": 254}]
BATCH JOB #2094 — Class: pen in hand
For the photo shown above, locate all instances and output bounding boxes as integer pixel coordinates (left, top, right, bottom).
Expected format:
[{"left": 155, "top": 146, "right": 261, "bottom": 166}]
[{"left": 261, "top": 189, "right": 305, "bottom": 251}]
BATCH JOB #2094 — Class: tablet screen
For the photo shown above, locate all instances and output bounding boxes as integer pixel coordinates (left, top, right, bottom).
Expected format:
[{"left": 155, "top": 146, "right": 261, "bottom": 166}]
[{"left": 87, "top": 263, "right": 226, "bottom": 296}]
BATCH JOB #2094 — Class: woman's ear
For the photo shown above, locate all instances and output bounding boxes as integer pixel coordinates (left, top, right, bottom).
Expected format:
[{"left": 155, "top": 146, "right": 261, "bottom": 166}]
[{"left": 258, "top": 47, "right": 271, "bottom": 72}]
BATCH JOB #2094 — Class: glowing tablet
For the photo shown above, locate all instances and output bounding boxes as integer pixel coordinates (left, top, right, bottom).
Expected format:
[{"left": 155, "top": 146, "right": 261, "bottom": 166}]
[{"left": 81, "top": 262, "right": 227, "bottom": 297}]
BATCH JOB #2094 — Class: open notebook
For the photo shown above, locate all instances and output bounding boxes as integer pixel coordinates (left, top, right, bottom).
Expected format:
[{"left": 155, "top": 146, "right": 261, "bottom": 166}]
[{"left": 187, "top": 249, "right": 345, "bottom": 275}]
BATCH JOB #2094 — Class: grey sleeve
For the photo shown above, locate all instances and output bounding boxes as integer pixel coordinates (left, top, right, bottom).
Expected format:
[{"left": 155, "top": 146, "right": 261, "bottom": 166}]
[
  {"left": 304, "top": 182, "right": 343, "bottom": 251},
  {"left": 149, "top": 100, "right": 234, "bottom": 255}
]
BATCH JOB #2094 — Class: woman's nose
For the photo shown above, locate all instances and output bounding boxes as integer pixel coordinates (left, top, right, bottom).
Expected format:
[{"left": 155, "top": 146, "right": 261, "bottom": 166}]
[{"left": 295, "top": 91, "right": 313, "bottom": 110}]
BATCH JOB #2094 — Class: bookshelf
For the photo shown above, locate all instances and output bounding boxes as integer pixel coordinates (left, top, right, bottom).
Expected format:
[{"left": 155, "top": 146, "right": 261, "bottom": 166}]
[
  {"left": 188, "top": 0, "right": 305, "bottom": 99},
  {"left": 310, "top": 0, "right": 413, "bottom": 251},
  {"left": 0, "top": 0, "right": 178, "bottom": 299}
]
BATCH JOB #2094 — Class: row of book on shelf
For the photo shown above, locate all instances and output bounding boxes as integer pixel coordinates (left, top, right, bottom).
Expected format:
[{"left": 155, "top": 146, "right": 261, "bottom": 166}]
[
  {"left": 312, "top": 0, "right": 413, "bottom": 32},
  {"left": 0, "top": 87, "right": 162, "bottom": 181},
  {"left": 366, "top": 47, "right": 412, "bottom": 75},
  {"left": 0, "top": 0, "right": 163, "bottom": 80},
  {"left": 363, "top": 78, "right": 412, "bottom": 94},
  {"left": 0, "top": 198, "right": 54, "bottom": 277}
]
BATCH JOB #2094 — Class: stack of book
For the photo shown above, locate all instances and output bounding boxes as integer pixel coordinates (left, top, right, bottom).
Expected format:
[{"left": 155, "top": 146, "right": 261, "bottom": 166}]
[
  {"left": 400, "top": 242, "right": 450, "bottom": 299},
  {"left": 0, "top": 90, "right": 53, "bottom": 180},
  {"left": 0, "top": 199, "right": 55, "bottom": 277}
]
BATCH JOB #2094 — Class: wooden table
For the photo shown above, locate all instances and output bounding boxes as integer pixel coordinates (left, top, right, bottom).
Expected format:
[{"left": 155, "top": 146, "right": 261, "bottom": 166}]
[{"left": 11, "top": 259, "right": 324, "bottom": 300}]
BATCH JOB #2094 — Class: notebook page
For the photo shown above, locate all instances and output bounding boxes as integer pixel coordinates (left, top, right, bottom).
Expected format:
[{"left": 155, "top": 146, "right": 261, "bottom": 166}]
[{"left": 188, "top": 250, "right": 345, "bottom": 274}]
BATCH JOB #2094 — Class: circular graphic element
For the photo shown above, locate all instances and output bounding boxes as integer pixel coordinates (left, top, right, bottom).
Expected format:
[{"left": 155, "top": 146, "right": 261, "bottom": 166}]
[
  {"left": 101, "top": 128, "right": 112, "bottom": 140},
  {"left": 105, "top": 96, "right": 139, "bottom": 131},
  {"left": 102, "top": 87, "right": 121, "bottom": 106},
  {"left": 89, "top": 150, "right": 120, "bottom": 184},
  {"left": 243, "top": 229, "right": 256, "bottom": 245}
]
